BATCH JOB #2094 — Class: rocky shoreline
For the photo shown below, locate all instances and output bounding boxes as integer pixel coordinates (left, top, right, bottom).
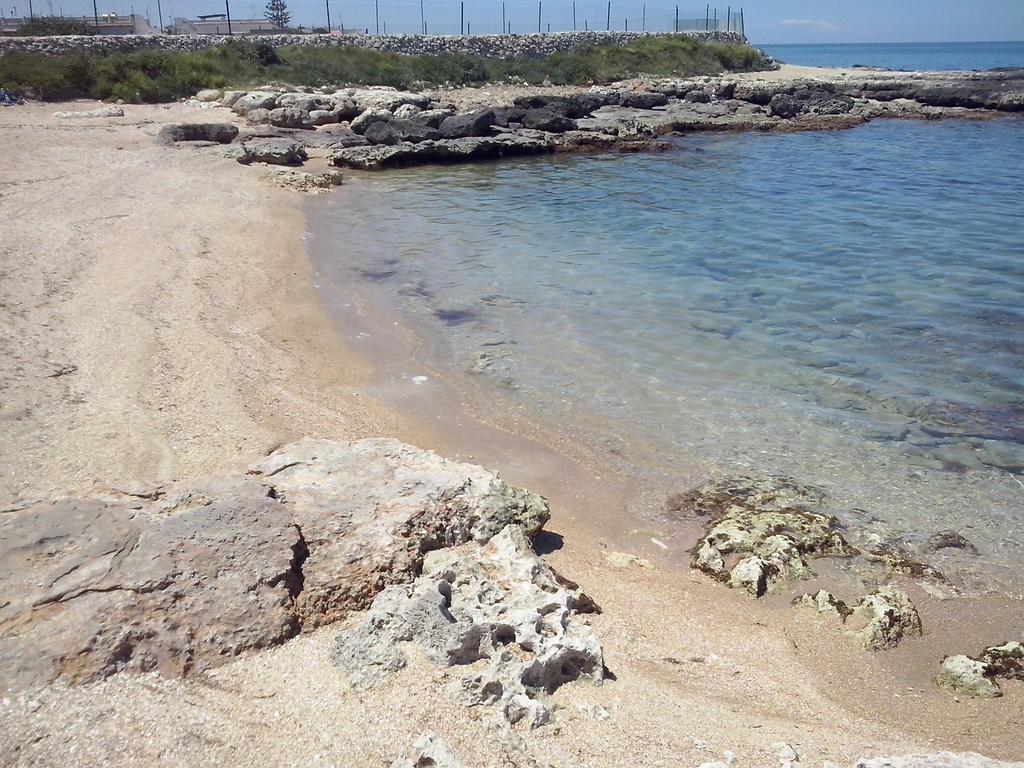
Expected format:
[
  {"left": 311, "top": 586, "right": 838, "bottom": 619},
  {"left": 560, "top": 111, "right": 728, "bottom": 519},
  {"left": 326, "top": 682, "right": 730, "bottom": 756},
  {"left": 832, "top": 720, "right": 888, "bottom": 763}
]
[{"left": 145, "top": 67, "right": 1024, "bottom": 176}]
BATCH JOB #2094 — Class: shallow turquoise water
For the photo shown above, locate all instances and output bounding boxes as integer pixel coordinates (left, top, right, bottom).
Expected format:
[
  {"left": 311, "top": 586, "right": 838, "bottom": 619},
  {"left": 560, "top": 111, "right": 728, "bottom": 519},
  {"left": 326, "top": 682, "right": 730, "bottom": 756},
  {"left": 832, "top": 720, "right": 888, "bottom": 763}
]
[
  {"left": 758, "top": 41, "right": 1024, "bottom": 72},
  {"left": 313, "top": 118, "right": 1024, "bottom": 589}
]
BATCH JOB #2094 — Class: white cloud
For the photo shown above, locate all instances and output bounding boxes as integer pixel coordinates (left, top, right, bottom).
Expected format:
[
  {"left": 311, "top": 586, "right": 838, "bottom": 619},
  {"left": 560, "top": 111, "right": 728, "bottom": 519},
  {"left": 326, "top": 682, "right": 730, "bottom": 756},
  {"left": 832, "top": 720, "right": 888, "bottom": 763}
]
[{"left": 779, "top": 18, "right": 841, "bottom": 31}]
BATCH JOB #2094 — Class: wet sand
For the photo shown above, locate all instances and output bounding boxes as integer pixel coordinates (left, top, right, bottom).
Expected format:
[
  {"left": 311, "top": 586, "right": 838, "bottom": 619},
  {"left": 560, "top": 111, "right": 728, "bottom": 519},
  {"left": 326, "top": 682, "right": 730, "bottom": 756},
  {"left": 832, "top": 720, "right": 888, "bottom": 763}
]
[{"left": 0, "top": 97, "right": 1021, "bottom": 766}]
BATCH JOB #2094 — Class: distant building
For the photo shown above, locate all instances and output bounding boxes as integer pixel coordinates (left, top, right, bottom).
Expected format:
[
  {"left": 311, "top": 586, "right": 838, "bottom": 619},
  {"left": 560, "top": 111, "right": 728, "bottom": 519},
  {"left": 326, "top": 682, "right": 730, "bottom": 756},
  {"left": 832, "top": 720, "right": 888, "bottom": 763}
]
[
  {"left": 0, "top": 13, "right": 158, "bottom": 35},
  {"left": 172, "top": 16, "right": 276, "bottom": 35}
]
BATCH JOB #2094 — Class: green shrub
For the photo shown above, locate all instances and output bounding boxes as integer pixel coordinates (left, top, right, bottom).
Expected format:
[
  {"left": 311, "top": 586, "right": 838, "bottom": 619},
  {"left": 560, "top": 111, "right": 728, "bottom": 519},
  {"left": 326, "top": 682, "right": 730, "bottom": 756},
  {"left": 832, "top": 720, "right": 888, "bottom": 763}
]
[{"left": 0, "top": 37, "right": 775, "bottom": 102}]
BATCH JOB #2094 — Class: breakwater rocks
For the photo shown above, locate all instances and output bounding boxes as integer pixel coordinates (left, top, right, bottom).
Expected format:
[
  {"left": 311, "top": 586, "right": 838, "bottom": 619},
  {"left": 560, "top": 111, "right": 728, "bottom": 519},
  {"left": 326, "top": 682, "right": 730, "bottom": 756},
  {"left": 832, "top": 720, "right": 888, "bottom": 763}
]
[{"left": 0, "top": 30, "right": 745, "bottom": 57}]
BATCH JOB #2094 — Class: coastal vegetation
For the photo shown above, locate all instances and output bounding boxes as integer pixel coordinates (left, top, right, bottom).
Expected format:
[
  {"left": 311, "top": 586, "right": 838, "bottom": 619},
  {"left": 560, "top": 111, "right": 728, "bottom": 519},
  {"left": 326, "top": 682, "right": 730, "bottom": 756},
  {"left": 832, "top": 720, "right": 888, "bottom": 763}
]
[{"left": 0, "top": 36, "right": 773, "bottom": 102}]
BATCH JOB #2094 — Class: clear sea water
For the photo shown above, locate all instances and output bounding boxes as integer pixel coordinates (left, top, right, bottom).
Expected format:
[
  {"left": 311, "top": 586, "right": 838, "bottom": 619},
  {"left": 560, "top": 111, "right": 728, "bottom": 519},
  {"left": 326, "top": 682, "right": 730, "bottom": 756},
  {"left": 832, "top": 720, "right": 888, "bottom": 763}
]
[
  {"left": 313, "top": 118, "right": 1024, "bottom": 593},
  {"left": 758, "top": 41, "right": 1024, "bottom": 72}
]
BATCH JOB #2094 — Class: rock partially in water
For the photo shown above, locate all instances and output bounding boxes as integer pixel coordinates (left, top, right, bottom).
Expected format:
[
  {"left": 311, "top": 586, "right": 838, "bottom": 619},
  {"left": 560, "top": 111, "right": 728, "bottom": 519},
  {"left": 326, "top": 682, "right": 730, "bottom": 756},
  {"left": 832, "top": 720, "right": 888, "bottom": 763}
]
[
  {"left": 936, "top": 641, "right": 1024, "bottom": 698},
  {"left": 926, "top": 530, "right": 979, "bottom": 556},
  {"left": 845, "top": 587, "right": 922, "bottom": 651},
  {"left": 391, "top": 732, "right": 463, "bottom": 768},
  {"left": 330, "top": 135, "right": 553, "bottom": 170},
  {"left": 332, "top": 525, "right": 603, "bottom": 728},
  {"left": 687, "top": 476, "right": 856, "bottom": 597},
  {"left": 0, "top": 438, "right": 549, "bottom": 692}
]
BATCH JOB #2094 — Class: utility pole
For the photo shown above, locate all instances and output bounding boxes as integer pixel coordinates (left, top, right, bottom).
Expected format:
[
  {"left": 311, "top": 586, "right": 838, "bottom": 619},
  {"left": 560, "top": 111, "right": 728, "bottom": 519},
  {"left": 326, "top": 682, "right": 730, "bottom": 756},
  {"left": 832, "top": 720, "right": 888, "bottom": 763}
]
[
  {"left": 726, "top": 5, "right": 730, "bottom": 32},
  {"left": 224, "top": 0, "right": 231, "bottom": 34},
  {"left": 27, "top": 0, "right": 32, "bottom": 19},
  {"left": 92, "top": 0, "right": 99, "bottom": 28},
  {"left": 420, "top": 0, "right": 424, "bottom": 33},
  {"left": 605, "top": 0, "right": 609, "bottom": 31},
  {"left": 156, "top": 0, "right": 162, "bottom": 31},
  {"left": 641, "top": 3, "right": 644, "bottom": 31},
  {"left": 460, "top": 0, "right": 463, "bottom": 34},
  {"left": 501, "top": 1, "right": 504, "bottom": 34},
  {"left": 740, "top": 7, "right": 744, "bottom": 37},
  {"left": 375, "top": 0, "right": 379, "bottom": 34},
  {"left": 572, "top": 0, "right": 574, "bottom": 30},
  {"left": 324, "top": 0, "right": 330, "bottom": 31},
  {"left": 705, "top": 3, "right": 708, "bottom": 30},
  {"left": 536, "top": 0, "right": 540, "bottom": 33},
  {"left": 674, "top": 4, "right": 678, "bottom": 32}
]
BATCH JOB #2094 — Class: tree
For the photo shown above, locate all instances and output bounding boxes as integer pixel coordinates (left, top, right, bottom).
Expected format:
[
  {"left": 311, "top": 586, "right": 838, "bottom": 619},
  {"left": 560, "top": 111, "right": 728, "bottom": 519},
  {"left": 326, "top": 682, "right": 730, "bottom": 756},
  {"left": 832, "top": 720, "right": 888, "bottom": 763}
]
[{"left": 265, "top": 0, "right": 291, "bottom": 28}]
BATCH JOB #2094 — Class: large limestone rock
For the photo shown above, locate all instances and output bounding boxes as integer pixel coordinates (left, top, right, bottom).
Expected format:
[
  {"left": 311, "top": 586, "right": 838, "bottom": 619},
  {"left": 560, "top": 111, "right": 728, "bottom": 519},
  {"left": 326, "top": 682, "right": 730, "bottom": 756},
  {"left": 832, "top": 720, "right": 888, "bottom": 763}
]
[
  {"left": 0, "top": 438, "right": 550, "bottom": 692},
  {"left": 688, "top": 476, "right": 856, "bottom": 597},
  {"left": 0, "top": 477, "right": 303, "bottom": 691},
  {"left": 333, "top": 524, "right": 603, "bottom": 728},
  {"left": 248, "top": 438, "right": 550, "bottom": 629}
]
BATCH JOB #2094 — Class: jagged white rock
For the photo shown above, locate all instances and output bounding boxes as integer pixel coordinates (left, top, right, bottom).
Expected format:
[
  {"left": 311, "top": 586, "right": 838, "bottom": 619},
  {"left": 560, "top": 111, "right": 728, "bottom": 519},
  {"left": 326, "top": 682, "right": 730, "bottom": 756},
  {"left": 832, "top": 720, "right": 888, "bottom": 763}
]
[
  {"left": 390, "top": 732, "right": 462, "bottom": 768},
  {"left": 856, "top": 753, "right": 1024, "bottom": 768},
  {"left": 332, "top": 525, "right": 603, "bottom": 727},
  {"left": 845, "top": 587, "right": 922, "bottom": 651}
]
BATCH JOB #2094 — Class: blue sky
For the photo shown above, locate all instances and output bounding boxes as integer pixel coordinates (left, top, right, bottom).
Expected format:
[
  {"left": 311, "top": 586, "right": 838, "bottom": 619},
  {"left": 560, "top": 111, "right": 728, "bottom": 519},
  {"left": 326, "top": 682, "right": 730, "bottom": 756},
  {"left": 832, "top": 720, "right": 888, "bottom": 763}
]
[{"left": 18, "top": 0, "right": 1024, "bottom": 41}]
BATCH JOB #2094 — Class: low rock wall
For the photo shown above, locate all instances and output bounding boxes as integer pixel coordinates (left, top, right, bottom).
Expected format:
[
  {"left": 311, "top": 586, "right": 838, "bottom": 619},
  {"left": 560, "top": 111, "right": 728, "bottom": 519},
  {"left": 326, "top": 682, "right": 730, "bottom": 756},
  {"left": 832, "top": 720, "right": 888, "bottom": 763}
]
[{"left": 0, "top": 30, "right": 746, "bottom": 57}]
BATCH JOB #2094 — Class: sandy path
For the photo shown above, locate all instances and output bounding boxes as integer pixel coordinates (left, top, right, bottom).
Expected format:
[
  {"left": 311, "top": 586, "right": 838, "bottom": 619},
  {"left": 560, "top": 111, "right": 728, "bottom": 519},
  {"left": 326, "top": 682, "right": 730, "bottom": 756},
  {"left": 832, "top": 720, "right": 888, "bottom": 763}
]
[
  {"left": 0, "top": 101, "right": 406, "bottom": 505},
  {"left": 0, "top": 99, "right": 1021, "bottom": 767}
]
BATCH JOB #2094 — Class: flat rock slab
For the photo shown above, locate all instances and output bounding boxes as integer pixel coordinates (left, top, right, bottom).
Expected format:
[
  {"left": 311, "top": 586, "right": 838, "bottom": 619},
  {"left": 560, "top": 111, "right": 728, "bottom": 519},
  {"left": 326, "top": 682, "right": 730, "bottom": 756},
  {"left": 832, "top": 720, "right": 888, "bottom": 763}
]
[
  {"left": 330, "top": 135, "right": 553, "bottom": 170},
  {"left": 0, "top": 438, "right": 549, "bottom": 693}
]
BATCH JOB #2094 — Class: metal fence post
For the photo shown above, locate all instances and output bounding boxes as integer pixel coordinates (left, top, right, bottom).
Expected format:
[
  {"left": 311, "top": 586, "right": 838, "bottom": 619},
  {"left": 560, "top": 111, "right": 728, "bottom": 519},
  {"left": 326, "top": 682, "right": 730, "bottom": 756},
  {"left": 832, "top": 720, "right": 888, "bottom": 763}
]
[
  {"left": 224, "top": 0, "right": 232, "bottom": 34},
  {"left": 704, "top": 3, "right": 708, "bottom": 30},
  {"left": 674, "top": 5, "right": 678, "bottom": 32},
  {"left": 324, "top": 0, "right": 330, "bottom": 32},
  {"left": 420, "top": 0, "right": 425, "bottom": 33},
  {"left": 572, "top": 0, "right": 575, "bottom": 31},
  {"left": 375, "top": 0, "right": 380, "bottom": 34},
  {"left": 605, "top": 0, "right": 610, "bottom": 31},
  {"left": 641, "top": 4, "right": 644, "bottom": 31},
  {"left": 537, "top": 0, "right": 541, "bottom": 33},
  {"left": 460, "top": 1, "right": 463, "bottom": 34}
]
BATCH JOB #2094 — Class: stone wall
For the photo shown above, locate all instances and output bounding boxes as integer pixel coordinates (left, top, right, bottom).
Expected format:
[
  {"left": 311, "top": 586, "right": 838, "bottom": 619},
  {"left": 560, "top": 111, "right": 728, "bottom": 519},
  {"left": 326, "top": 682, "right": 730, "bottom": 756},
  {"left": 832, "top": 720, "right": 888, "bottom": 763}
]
[{"left": 0, "top": 30, "right": 747, "bottom": 58}]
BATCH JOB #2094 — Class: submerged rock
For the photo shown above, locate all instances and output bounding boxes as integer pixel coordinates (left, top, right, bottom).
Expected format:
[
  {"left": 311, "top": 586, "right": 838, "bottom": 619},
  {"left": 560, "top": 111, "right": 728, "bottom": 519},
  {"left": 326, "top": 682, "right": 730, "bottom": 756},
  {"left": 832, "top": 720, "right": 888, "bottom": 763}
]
[
  {"left": 936, "top": 641, "right": 1024, "bottom": 698},
  {"left": 687, "top": 475, "right": 855, "bottom": 597},
  {"left": 332, "top": 525, "right": 603, "bottom": 728},
  {"left": 0, "top": 438, "right": 550, "bottom": 692}
]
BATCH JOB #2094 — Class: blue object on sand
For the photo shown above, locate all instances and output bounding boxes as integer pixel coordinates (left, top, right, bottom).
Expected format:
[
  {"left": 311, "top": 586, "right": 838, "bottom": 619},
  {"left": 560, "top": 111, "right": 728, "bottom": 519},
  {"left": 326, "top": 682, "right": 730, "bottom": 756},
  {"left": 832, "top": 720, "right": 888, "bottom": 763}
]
[{"left": 0, "top": 89, "right": 25, "bottom": 105}]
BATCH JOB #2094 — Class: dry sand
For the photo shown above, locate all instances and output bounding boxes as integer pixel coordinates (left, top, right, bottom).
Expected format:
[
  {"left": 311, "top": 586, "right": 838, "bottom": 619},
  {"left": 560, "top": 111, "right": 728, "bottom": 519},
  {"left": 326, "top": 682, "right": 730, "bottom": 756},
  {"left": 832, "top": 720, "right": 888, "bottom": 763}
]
[{"left": 0, "top": 99, "right": 1021, "bottom": 767}]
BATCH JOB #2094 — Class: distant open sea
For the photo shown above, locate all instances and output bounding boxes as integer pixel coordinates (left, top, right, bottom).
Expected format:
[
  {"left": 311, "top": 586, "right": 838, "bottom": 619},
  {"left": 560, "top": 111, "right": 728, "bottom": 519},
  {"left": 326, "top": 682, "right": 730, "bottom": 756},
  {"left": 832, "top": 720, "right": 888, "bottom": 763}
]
[{"left": 758, "top": 41, "right": 1024, "bottom": 72}]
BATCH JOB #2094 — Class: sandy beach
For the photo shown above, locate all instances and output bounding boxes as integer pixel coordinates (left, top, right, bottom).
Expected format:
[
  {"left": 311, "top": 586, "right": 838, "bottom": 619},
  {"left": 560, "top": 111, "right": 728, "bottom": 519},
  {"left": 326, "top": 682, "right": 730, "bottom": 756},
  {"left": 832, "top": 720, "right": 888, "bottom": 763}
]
[{"left": 1, "top": 89, "right": 1022, "bottom": 767}]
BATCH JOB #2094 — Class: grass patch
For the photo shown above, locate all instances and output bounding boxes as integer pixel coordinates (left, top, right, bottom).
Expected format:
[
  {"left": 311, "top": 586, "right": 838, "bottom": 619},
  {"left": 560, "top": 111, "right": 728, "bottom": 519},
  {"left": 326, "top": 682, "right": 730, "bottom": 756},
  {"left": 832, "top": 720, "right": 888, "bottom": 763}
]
[{"left": 0, "top": 36, "right": 774, "bottom": 102}]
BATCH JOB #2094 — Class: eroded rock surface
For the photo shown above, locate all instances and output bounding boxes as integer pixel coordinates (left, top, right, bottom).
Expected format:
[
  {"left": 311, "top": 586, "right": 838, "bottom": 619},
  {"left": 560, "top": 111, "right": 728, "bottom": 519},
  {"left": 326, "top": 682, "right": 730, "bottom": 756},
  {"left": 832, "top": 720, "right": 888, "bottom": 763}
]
[
  {"left": 793, "top": 587, "right": 922, "bottom": 651},
  {"left": 332, "top": 525, "right": 603, "bottom": 728},
  {"left": 0, "top": 438, "right": 550, "bottom": 692},
  {"left": 390, "top": 732, "right": 463, "bottom": 768},
  {"left": 936, "top": 641, "right": 1023, "bottom": 698},
  {"left": 856, "top": 754, "right": 1024, "bottom": 768},
  {"left": 687, "top": 476, "right": 856, "bottom": 597}
]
